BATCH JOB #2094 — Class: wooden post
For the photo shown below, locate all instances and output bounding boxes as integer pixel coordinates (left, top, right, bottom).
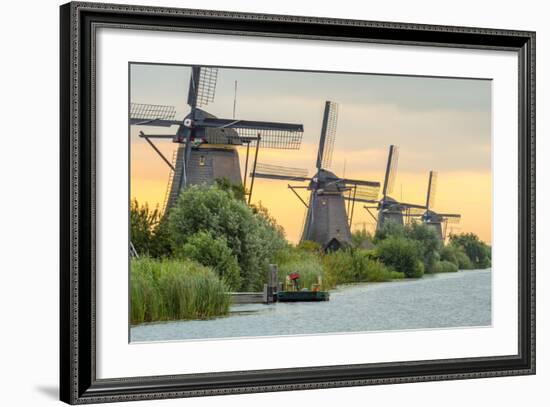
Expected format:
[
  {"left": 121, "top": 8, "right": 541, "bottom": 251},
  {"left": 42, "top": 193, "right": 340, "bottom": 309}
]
[{"left": 267, "top": 264, "right": 278, "bottom": 303}]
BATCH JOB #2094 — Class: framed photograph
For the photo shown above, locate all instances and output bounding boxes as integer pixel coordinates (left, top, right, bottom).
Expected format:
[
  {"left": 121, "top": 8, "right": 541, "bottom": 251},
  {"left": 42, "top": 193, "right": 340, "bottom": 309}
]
[{"left": 60, "top": 1, "right": 535, "bottom": 404}]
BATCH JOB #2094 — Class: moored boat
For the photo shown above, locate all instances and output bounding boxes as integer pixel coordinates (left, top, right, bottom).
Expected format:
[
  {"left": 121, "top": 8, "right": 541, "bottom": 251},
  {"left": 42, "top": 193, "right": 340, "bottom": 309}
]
[{"left": 276, "top": 291, "right": 330, "bottom": 302}]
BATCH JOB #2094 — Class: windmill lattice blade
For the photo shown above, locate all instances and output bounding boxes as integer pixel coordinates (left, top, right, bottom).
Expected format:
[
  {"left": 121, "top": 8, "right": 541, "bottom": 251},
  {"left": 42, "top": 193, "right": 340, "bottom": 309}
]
[
  {"left": 130, "top": 103, "right": 176, "bottom": 121},
  {"left": 444, "top": 216, "right": 461, "bottom": 224},
  {"left": 440, "top": 213, "right": 461, "bottom": 224},
  {"left": 196, "top": 67, "right": 218, "bottom": 108},
  {"left": 254, "top": 163, "right": 308, "bottom": 179},
  {"left": 345, "top": 183, "right": 380, "bottom": 201},
  {"left": 386, "top": 145, "right": 399, "bottom": 195},
  {"left": 237, "top": 128, "right": 304, "bottom": 150},
  {"left": 405, "top": 207, "right": 426, "bottom": 216},
  {"left": 427, "top": 171, "right": 438, "bottom": 209},
  {"left": 320, "top": 101, "right": 339, "bottom": 169}
]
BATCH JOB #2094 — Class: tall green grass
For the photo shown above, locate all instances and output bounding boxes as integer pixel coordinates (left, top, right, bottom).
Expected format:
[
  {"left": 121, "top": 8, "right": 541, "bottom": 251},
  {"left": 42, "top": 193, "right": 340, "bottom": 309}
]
[
  {"left": 274, "top": 246, "right": 326, "bottom": 290},
  {"left": 322, "top": 249, "right": 404, "bottom": 288},
  {"left": 131, "top": 257, "right": 231, "bottom": 325}
]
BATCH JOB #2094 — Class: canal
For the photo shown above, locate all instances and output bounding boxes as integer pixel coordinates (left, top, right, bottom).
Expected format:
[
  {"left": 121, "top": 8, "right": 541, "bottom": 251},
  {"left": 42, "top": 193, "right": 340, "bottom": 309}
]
[{"left": 130, "top": 269, "right": 491, "bottom": 342}]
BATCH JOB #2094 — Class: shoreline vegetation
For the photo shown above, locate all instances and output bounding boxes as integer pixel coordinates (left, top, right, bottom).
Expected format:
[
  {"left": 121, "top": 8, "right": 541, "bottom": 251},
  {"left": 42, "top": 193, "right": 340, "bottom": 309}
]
[{"left": 131, "top": 180, "right": 491, "bottom": 325}]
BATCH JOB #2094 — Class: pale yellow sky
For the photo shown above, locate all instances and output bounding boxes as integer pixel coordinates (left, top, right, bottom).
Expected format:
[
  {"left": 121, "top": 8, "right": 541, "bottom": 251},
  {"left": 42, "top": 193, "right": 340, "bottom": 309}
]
[{"left": 130, "top": 64, "right": 492, "bottom": 244}]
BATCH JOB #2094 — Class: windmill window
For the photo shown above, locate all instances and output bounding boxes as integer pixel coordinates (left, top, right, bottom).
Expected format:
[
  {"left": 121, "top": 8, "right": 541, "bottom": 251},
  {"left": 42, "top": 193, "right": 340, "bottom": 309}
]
[{"left": 199, "top": 156, "right": 206, "bottom": 166}]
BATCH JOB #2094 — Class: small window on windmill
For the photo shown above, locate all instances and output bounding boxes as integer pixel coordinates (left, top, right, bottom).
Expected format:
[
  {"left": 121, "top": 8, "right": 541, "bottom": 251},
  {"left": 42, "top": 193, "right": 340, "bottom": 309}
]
[
  {"left": 322, "top": 200, "right": 327, "bottom": 205},
  {"left": 199, "top": 156, "right": 206, "bottom": 166}
]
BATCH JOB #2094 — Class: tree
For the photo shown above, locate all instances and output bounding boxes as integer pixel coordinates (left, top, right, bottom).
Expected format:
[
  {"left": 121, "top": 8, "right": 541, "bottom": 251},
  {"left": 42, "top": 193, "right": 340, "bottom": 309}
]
[
  {"left": 351, "top": 228, "right": 374, "bottom": 249},
  {"left": 404, "top": 222, "right": 442, "bottom": 273},
  {"left": 130, "top": 199, "right": 161, "bottom": 256},
  {"left": 373, "top": 222, "right": 405, "bottom": 243},
  {"left": 168, "top": 184, "right": 286, "bottom": 291},
  {"left": 214, "top": 177, "right": 246, "bottom": 201},
  {"left": 449, "top": 233, "right": 491, "bottom": 269},
  {"left": 178, "top": 231, "right": 241, "bottom": 290},
  {"left": 375, "top": 236, "right": 424, "bottom": 278}
]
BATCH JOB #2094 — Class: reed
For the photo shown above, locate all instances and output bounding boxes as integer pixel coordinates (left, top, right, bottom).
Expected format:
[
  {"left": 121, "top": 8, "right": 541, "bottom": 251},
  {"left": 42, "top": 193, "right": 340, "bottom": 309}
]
[
  {"left": 131, "top": 257, "right": 231, "bottom": 325},
  {"left": 275, "top": 247, "right": 326, "bottom": 290},
  {"left": 323, "top": 249, "right": 404, "bottom": 287}
]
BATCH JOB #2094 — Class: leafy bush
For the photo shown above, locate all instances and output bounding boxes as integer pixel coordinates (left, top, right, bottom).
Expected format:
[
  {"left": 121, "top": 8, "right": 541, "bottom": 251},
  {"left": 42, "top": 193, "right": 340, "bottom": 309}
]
[
  {"left": 130, "top": 199, "right": 173, "bottom": 258},
  {"left": 375, "top": 237, "right": 424, "bottom": 278},
  {"left": 296, "top": 240, "right": 323, "bottom": 253},
  {"left": 168, "top": 184, "right": 286, "bottom": 291},
  {"left": 404, "top": 222, "right": 442, "bottom": 273},
  {"left": 322, "top": 249, "right": 404, "bottom": 287},
  {"left": 449, "top": 233, "right": 491, "bottom": 269},
  {"left": 440, "top": 244, "right": 474, "bottom": 270},
  {"left": 373, "top": 222, "right": 405, "bottom": 243},
  {"left": 130, "top": 257, "right": 230, "bottom": 324},
  {"left": 322, "top": 250, "right": 355, "bottom": 287},
  {"left": 177, "top": 231, "right": 241, "bottom": 290},
  {"left": 351, "top": 228, "right": 374, "bottom": 248},
  {"left": 432, "top": 260, "right": 459, "bottom": 273},
  {"left": 214, "top": 177, "right": 246, "bottom": 201}
]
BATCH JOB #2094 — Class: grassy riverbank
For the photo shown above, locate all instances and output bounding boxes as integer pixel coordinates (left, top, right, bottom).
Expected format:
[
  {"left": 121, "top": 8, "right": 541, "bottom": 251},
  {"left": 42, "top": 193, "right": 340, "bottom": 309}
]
[
  {"left": 131, "top": 257, "right": 231, "bottom": 325},
  {"left": 131, "top": 182, "right": 491, "bottom": 324}
]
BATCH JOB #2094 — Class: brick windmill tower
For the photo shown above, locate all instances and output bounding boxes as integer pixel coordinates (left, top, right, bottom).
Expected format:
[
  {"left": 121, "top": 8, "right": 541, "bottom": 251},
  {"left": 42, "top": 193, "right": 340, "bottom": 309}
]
[
  {"left": 251, "top": 101, "right": 380, "bottom": 250},
  {"left": 410, "top": 171, "right": 462, "bottom": 240},
  {"left": 362, "top": 145, "right": 427, "bottom": 231}
]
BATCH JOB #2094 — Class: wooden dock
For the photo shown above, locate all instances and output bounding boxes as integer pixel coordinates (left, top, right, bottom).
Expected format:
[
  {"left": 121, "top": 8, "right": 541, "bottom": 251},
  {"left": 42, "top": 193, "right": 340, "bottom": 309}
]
[
  {"left": 229, "top": 265, "right": 278, "bottom": 304},
  {"left": 229, "top": 292, "right": 265, "bottom": 304}
]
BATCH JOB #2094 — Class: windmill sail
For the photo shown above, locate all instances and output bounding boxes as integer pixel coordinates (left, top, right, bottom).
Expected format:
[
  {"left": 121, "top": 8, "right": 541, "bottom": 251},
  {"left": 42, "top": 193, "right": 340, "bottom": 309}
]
[
  {"left": 382, "top": 145, "right": 399, "bottom": 197},
  {"left": 187, "top": 66, "right": 219, "bottom": 109},
  {"left": 130, "top": 103, "right": 177, "bottom": 127},
  {"left": 252, "top": 163, "right": 310, "bottom": 181},
  {"left": 426, "top": 170, "right": 438, "bottom": 209},
  {"left": 190, "top": 110, "right": 304, "bottom": 149},
  {"left": 438, "top": 213, "right": 461, "bottom": 223},
  {"left": 342, "top": 181, "right": 380, "bottom": 203},
  {"left": 316, "top": 101, "right": 338, "bottom": 170}
]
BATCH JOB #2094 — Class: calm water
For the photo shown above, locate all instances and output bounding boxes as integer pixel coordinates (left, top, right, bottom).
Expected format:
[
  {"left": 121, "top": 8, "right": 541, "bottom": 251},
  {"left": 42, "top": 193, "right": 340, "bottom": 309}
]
[{"left": 130, "top": 269, "right": 491, "bottom": 342}]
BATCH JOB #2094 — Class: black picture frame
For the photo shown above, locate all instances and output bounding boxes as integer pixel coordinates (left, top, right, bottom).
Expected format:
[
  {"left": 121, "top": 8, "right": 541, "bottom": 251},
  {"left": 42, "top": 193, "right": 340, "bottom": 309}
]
[{"left": 60, "top": 1, "right": 536, "bottom": 404}]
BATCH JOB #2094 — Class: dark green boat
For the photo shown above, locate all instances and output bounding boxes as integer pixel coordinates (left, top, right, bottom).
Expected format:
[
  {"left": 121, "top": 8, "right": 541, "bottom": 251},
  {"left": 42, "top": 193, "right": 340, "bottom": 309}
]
[{"left": 276, "top": 291, "right": 330, "bottom": 302}]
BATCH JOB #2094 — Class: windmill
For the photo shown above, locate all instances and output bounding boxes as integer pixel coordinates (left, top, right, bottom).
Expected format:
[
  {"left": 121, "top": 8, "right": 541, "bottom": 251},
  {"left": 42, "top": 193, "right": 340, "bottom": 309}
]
[
  {"left": 362, "top": 145, "right": 426, "bottom": 231},
  {"left": 409, "top": 171, "right": 462, "bottom": 240},
  {"left": 250, "top": 101, "right": 380, "bottom": 250},
  {"left": 129, "top": 66, "right": 304, "bottom": 211}
]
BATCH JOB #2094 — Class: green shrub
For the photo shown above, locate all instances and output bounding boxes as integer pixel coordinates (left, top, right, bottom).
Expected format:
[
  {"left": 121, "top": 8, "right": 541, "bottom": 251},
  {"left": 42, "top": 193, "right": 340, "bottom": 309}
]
[
  {"left": 351, "top": 228, "right": 374, "bottom": 248},
  {"left": 449, "top": 233, "right": 491, "bottom": 269},
  {"left": 433, "top": 260, "right": 459, "bottom": 273},
  {"left": 322, "top": 249, "right": 404, "bottom": 287},
  {"left": 440, "top": 244, "right": 474, "bottom": 270},
  {"left": 375, "top": 237, "right": 424, "bottom": 278},
  {"left": 322, "top": 250, "right": 355, "bottom": 288},
  {"left": 296, "top": 240, "right": 323, "bottom": 253},
  {"left": 177, "top": 231, "right": 241, "bottom": 290},
  {"left": 455, "top": 250, "right": 474, "bottom": 269},
  {"left": 130, "top": 257, "right": 230, "bottom": 324},
  {"left": 440, "top": 245, "right": 458, "bottom": 264},
  {"left": 168, "top": 184, "right": 286, "bottom": 291},
  {"left": 130, "top": 199, "right": 173, "bottom": 258},
  {"left": 405, "top": 222, "right": 442, "bottom": 273},
  {"left": 373, "top": 222, "right": 405, "bottom": 243}
]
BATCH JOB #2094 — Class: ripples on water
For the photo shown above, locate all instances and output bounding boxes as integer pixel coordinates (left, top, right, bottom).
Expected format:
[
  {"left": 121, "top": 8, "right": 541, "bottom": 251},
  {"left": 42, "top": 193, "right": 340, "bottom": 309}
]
[{"left": 131, "top": 269, "right": 491, "bottom": 342}]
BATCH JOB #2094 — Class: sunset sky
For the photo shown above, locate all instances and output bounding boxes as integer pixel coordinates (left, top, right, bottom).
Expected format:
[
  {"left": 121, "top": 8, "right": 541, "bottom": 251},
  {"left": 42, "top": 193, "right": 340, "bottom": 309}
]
[{"left": 130, "top": 64, "right": 492, "bottom": 244}]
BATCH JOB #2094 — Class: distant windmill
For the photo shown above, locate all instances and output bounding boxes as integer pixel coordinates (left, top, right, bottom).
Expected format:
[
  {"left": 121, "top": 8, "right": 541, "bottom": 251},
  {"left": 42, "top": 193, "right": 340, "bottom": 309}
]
[
  {"left": 250, "top": 101, "right": 380, "bottom": 250},
  {"left": 408, "top": 171, "right": 462, "bottom": 240},
  {"left": 362, "top": 145, "right": 426, "bottom": 230},
  {"left": 129, "top": 66, "right": 304, "bottom": 211}
]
